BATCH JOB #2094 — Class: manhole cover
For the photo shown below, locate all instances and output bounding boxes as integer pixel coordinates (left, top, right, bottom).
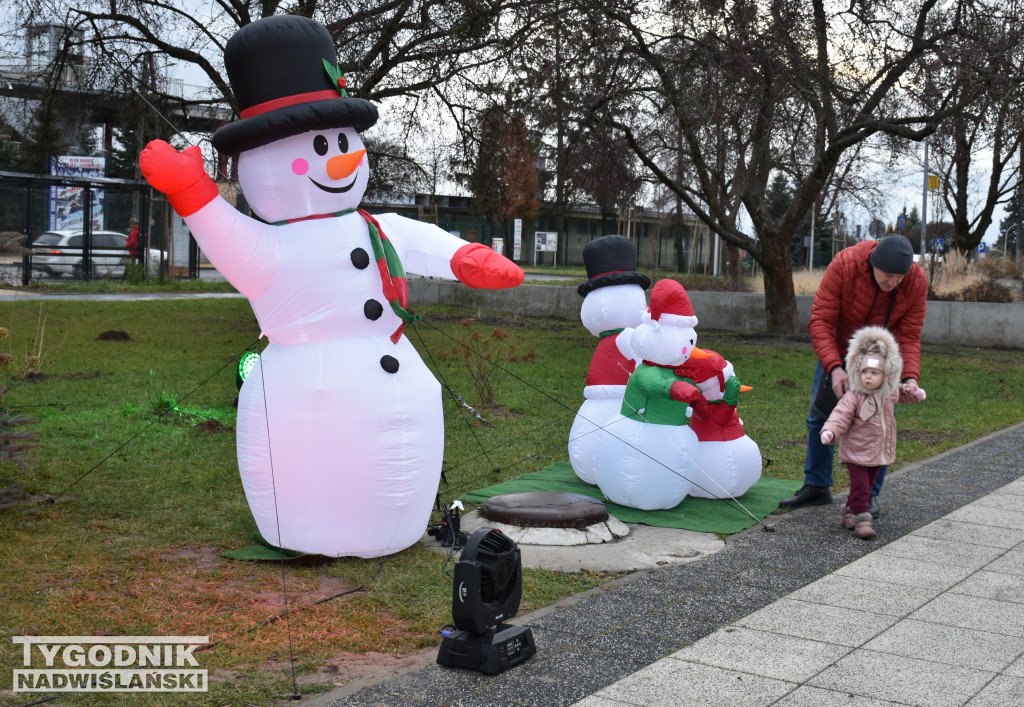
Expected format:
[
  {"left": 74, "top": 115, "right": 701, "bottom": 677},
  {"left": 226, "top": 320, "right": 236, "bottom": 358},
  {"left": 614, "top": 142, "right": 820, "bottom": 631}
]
[{"left": 479, "top": 492, "right": 609, "bottom": 530}]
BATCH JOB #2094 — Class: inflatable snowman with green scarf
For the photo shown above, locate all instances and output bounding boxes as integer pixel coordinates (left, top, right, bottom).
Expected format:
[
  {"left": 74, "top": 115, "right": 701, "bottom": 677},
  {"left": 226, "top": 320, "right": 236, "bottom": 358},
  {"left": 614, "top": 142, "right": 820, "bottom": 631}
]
[
  {"left": 139, "top": 15, "right": 522, "bottom": 558},
  {"left": 591, "top": 279, "right": 709, "bottom": 510}
]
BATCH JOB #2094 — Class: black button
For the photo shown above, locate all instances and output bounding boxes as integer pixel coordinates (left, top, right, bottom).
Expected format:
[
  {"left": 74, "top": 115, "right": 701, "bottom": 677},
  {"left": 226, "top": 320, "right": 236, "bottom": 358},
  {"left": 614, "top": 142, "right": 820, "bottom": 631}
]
[
  {"left": 380, "top": 355, "right": 399, "bottom": 373},
  {"left": 351, "top": 248, "right": 370, "bottom": 269},
  {"left": 364, "top": 299, "right": 384, "bottom": 320}
]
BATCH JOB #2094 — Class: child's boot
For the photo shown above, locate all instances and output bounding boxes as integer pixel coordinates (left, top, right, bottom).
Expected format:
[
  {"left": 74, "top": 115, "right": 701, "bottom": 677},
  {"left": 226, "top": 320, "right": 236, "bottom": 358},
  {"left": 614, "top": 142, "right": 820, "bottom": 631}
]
[
  {"left": 851, "top": 512, "right": 875, "bottom": 540},
  {"left": 842, "top": 506, "right": 855, "bottom": 529}
]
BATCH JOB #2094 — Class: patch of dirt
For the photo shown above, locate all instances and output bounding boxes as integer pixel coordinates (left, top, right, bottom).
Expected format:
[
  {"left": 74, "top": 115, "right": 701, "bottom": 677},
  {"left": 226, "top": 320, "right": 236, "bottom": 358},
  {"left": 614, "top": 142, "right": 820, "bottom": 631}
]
[
  {"left": 898, "top": 429, "right": 952, "bottom": 445},
  {"left": 194, "top": 419, "right": 233, "bottom": 433},
  {"left": 210, "top": 647, "right": 437, "bottom": 693},
  {"left": 247, "top": 575, "right": 356, "bottom": 611},
  {"left": 429, "top": 311, "right": 575, "bottom": 331},
  {"left": 24, "top": 371, "right": 103, "bottom": 382},
  {"left": 97, "top": 329, "right": 132, "bottom": 341}
]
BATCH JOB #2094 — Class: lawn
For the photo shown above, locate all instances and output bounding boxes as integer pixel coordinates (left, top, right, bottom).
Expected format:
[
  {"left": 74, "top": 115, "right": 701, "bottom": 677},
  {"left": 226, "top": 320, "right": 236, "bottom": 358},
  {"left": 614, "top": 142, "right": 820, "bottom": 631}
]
[{"left": 0, "top": 296, "right": 1021, "bottom": 705}]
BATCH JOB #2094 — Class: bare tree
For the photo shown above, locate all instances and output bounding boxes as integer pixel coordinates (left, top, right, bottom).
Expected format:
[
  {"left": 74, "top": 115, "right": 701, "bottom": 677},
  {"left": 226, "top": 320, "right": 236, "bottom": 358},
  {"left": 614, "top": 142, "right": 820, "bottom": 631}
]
[
  {"left": 11, "top": 0, "right": 548, "bottom": 157},
  {"left": 590, "top": 0, "right": 1024, "bottom": 334}
]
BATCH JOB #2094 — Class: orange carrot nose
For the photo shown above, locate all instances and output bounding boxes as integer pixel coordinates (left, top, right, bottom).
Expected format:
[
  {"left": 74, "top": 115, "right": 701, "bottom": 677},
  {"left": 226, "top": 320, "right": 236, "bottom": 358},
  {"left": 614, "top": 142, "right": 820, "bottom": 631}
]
[
  {"left": 689, "top": 346, "right": 714, "bottom": 359},
  {"left": 326, "top": 149, "right": 366, "bottom": 180},
  {"left": 740, "top": 385, "right": 753, "bottom": 392}
]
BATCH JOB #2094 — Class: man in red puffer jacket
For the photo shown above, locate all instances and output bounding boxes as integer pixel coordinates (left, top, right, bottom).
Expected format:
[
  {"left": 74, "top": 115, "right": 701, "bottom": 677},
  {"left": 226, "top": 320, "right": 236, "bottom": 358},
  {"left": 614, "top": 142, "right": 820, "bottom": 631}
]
[{"left": 780, "top": 235, "right": 927, "bottom": 517}]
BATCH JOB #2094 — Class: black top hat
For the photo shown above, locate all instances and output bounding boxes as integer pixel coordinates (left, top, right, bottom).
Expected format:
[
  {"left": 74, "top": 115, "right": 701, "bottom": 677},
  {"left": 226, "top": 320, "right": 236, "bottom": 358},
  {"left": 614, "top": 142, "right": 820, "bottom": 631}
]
[
  {"left": 212, "top": 15, "right": 379, "bottom": 155},
  {"left": 577, "top": 235, "right": 650, "bottom": 297}
]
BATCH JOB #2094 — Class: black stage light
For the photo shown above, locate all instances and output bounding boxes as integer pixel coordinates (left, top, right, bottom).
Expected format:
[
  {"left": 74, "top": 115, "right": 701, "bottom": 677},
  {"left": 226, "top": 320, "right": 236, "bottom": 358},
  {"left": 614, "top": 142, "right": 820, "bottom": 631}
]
[{"left": 436, "top": 527, "right": 536, "bottom": 674}]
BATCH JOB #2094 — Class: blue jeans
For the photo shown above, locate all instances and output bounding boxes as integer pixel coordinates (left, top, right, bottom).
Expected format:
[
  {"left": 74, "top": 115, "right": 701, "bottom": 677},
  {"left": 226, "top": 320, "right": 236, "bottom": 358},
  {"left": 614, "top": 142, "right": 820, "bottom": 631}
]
[{"left": 805, "top": 361, "right": 886, "bottom": 495}]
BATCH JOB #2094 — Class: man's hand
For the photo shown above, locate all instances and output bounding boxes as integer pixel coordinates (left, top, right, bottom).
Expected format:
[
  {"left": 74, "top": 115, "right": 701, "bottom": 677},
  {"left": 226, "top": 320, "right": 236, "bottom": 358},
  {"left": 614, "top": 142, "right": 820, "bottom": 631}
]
[{"left": 830, "top": 368, "right": 849, "bottom": 398}]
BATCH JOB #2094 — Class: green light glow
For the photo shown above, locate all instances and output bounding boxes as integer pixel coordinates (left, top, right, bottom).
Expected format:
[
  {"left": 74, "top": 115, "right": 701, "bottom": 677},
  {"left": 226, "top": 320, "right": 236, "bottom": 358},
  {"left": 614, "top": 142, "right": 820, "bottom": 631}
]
[{"left": 238, "top": 351, "right": 260, "bottom": 384}]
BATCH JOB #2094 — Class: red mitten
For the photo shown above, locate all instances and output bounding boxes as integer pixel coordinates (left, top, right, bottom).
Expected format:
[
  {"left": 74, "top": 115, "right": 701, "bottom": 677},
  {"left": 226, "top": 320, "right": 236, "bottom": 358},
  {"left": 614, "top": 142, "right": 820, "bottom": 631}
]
[
  {"left": 139, "top": 140, "right": 219, "bottom": 217},
  {"left": 451, "top": 243, "right": 524, "bottom": 289},
  {"left": 670, "top": 380, "right": 709, "bottom": 419}
]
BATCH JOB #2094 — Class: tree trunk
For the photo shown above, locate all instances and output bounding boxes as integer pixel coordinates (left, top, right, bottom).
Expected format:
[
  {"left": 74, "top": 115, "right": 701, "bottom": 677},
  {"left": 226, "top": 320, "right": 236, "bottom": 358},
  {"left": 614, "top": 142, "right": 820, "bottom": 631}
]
[{"left": 760, "top": 235, "right": 799, "bottom": 335}]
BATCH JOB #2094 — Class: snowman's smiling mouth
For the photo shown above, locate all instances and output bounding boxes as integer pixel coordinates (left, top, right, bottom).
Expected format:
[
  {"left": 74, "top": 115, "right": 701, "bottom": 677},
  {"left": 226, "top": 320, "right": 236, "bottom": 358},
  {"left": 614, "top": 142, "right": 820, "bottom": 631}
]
[{"left": 309, "top": 177, "right": 356, "bottom": 194}]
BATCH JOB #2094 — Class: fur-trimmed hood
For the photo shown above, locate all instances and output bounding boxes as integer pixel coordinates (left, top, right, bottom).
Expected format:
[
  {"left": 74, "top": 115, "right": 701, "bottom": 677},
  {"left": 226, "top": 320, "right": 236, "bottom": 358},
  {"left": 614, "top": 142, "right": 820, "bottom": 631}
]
[{"left": 845, "top": 326, "right": 902, "bottom": 397}]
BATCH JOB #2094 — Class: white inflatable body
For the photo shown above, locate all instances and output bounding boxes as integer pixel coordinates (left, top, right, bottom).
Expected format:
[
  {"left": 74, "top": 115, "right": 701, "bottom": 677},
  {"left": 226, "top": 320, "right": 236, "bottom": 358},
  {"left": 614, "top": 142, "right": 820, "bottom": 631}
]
[
  {"left": 687, "top": 436, "right": 763, "bottom": 499},
  {"left": 185, "top": 128, "right": 474, "bottom": 557},
  {"left": 592, "top": 414, "right": 697, "bottom": 509},
  {"left": 568, "top": 284, "right": 646, "bottom": 483},
  {"left": 591, "top": 309, "right": 700, "bottom": 510}
]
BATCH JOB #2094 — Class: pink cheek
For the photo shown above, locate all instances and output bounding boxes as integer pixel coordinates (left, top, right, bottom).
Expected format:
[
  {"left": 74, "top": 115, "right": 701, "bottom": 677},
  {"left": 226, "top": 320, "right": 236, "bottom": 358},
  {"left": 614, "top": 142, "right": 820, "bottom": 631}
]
[
  {"left": 291, "top": 158, "right": 309, "bottom": 176},
  {"left": 681, "top": 347, "right": 689, "bottom": 358}
]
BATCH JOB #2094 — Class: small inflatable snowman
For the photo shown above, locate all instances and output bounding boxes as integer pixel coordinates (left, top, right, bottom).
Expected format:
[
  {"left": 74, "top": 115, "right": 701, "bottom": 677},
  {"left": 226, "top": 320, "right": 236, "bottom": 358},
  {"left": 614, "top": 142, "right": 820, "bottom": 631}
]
[
  {"left": 591, "top": 280, "right": 708, "bottom": 510},
  {"left": 139, "top": 16, "right": 522, "bottom": 558},
  {"left": 675, "top": 349, "right": 762, "bottom": 498},
  {"left": 568, "top": 235, "right": 649, "bottom": 484}
]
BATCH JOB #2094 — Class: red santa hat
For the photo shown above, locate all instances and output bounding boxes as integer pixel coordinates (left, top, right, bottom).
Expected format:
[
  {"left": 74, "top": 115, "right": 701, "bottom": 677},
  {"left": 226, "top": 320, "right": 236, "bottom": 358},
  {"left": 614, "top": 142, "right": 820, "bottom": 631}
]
[{"left": 648, "top": 279, "right": 698, "bottom": 328}]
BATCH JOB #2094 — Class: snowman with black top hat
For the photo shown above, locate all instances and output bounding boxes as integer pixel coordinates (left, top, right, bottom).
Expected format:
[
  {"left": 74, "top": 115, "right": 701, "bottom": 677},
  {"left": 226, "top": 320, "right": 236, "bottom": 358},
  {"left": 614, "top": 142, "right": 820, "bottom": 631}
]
[
  {"left": 139, "top": 15, "right": 522, "bottom": 558},
  {"left": 569, "top": 235, "right": 650, "bottom": 484}
]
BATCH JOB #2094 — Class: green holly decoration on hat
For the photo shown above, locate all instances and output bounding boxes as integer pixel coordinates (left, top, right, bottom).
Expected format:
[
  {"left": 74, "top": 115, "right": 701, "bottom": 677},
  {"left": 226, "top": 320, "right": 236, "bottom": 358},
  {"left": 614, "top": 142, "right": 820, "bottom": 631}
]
[{"left": 322, "top": 59, "right": 349, "bottom": 97}]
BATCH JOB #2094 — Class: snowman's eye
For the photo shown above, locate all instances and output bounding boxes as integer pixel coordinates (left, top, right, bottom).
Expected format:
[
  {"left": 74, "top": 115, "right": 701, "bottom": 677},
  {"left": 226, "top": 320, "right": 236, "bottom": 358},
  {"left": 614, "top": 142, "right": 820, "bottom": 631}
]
[
  {"left": 690, "top": 338, "right": 694, "bottom": 345},
  {"left": 338, "top": 133, "right": 349, "bottom": 153},
  {"left": 313, "top": 135, "right": 329, "bottom": 155}
]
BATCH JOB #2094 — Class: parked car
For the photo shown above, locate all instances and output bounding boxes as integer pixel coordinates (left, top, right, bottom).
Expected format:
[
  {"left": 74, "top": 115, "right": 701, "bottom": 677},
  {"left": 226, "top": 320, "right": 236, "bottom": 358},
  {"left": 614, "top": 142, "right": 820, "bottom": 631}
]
[{"left": 31, "top": 230, "right": 164, "bottom": 278}]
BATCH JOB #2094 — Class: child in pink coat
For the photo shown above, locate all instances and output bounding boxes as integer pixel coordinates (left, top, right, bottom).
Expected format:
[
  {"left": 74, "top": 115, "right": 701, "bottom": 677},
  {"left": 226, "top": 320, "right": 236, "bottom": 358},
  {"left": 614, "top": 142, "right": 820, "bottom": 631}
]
[{"left": 820, "top": 326, "right": 926, "bottom": 539}]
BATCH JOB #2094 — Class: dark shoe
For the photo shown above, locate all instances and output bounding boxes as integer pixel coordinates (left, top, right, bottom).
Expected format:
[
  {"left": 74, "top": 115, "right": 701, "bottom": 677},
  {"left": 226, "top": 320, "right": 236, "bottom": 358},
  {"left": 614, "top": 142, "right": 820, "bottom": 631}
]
[
  {"left": 779, "top": 484, "right": 833, "bottom": 509},
  {"left": 869, "top": 494, "right": 880, "bottom": 519}
]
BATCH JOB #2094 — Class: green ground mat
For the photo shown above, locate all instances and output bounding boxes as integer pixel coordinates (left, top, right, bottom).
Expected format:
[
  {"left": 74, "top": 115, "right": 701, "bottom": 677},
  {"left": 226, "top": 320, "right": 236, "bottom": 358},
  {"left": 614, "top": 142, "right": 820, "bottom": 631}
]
[
  {"left": 461, "top": 463, "right": 803, "bottom": 535},
  {"left": 221, "top": 532, "right": 311, "bottom": 561}
]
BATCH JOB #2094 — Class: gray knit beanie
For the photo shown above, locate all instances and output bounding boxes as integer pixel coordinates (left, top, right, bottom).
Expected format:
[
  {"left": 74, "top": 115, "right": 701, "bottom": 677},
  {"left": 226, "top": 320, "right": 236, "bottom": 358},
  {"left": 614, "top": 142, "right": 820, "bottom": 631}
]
[{"left": 869, "top": 235, "right": 914, "bottom": 275}]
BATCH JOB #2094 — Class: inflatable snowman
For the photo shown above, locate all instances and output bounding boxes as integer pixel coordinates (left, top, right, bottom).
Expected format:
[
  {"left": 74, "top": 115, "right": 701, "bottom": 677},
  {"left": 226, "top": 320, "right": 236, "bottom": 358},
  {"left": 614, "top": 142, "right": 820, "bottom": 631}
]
[
  {"left": 591, "top": 280, "right": 709, "bottom": 510},
  {"left": 675, "top": 348, "right": 762, "bottom": 498},
  {"left": 568, "top": 235, "right": 649, "bottom": 483},
  {"left": 139, "top": 16, "right": 523, "bottom": 558}
]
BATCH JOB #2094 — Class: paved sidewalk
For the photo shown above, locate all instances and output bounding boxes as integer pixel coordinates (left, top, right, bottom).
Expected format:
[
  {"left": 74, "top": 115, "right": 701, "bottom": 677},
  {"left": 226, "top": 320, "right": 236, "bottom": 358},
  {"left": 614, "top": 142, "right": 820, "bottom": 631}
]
[{"left": 318, "top": 421, "right": 1024, "bottom": 706}]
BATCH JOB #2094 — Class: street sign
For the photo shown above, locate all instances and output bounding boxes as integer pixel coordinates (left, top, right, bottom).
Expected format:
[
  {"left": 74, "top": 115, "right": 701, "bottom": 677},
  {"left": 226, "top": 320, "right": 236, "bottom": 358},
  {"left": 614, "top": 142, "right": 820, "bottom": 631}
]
[
  {"left": 977, "top": 242, "right": 987, "bottom": 254},
  {"left": 931, "top": 238, "right": 944, "bottom": 252},
  {"left": 896, "top": 213, "right": 905, "bottom": 230},
  {"left": 928, "top": 174, "right": 939, "bottom": 190}
]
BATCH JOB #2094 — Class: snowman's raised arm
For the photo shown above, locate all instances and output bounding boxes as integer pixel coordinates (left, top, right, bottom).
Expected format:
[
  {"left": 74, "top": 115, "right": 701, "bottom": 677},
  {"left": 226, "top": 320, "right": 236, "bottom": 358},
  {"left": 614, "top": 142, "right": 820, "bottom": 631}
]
[
  {"left": 140, "top": 140, "right": 278, "bottom": 299},
  {"left": 140, "top": 140, "right": 219, "bottom": 216},
  {"left": 374, "top": 214, "right": 523, "bottom": 289}
]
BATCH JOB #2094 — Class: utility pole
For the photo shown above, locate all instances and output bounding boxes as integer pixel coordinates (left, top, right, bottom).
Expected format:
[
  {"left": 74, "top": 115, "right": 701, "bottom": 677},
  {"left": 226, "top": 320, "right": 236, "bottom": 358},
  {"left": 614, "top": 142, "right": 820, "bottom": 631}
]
[
  {"left": 1017, "top": 138, "right": 1022, "bottom": 264},
  {"left": 921, "top": 136, "right": 929, "bottom": 269}
]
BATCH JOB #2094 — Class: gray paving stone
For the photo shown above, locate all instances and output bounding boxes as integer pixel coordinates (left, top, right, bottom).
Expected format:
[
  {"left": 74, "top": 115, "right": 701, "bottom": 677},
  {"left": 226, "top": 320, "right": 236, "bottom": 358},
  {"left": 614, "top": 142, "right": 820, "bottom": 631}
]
[
  {"left": 945, "top": 501, "right": 1024, "bottom": 530},
  {"left": 965, "top": 675, "right": 1024, "bottom": 706},
  {"left": 669, "top": 626, "right": 849, "bottom": 682},
  {"left": 864, "top": 617, "right": 1024, "bottom": 671},
  {"left": 807, "top": 649, "right": 993, "bottom": 707},
  {"left": 910, "top": 518, "right": 1024, "bottom": 549},
  {"left": 970, "top": 492, "right": 1024, "bottom": 512},
  {"left": 980, "top": 548, "right": 1024, "bottom": 576},
  {"left": 833, "top": 551, "right": 975, "bottom": 590},
  {"left": 775, "top": 684, "right": 906, "bottom": 706},
  {"left": 736, "top": 597, "right": 898, "bottom": 647},
  {"left": 873, "top": 533, "right": 1007, "bottom": 570},
  {"left": 999, "top": 649, "right": 1024, "bottom": 678},
  {"left": 592, "top": 659, "right": 794, "bottom": 707},
  {"left": 910, "top": 592, "right": 1024, "bottom": 637},
  {"left": 785, "top": 572, "right": 941, "bottom": 618},
  {"left": 952, "top": 569, "right": 1024, "bottom": 604}
]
